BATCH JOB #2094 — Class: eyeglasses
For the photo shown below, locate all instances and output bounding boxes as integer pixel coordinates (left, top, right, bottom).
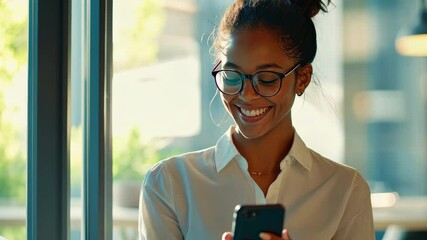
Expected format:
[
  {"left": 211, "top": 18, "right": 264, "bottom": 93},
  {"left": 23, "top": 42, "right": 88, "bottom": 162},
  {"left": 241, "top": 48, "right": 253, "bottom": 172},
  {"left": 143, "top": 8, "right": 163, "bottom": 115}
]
[{"left": 211, "top": 61, "right": 300, "bottom": 97}]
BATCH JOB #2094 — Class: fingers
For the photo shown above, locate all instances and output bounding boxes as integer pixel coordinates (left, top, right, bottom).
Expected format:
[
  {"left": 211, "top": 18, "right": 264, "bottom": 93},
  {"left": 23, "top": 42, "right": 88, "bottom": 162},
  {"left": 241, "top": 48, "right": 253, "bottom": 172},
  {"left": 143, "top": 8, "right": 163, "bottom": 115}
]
[
  {"left": 259, "top": 232, "right": 276, "bottom": 240},
  {"left": 259, "top": 232, "right": 282, "bottom": 240},
  {"left": 225, "top": 229, "right": 292, "bottom": 240},
  {"left": 258, "top": 229, "right": 293, "bottom": 240},
  {"left": 282, "top": 229, "right": 292, "bottom": 240},
  {"left": 222, "top": 232, "right": 232, "bottom": 240}
]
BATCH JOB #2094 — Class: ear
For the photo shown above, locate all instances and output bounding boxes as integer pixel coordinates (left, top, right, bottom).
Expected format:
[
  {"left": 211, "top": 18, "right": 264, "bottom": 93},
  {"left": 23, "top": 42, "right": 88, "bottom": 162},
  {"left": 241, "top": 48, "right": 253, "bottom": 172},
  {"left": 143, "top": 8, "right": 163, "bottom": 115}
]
[{"left": 295, "top": 64, "right": 312, "bottom": 95}]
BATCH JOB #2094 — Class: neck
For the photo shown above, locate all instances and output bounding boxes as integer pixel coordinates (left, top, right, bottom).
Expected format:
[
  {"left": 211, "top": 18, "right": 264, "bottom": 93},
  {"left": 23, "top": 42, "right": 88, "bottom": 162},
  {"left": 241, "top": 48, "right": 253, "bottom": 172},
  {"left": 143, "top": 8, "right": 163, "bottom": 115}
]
[{"left": 232, "top": 125, "right": 295, "bottom": 173}]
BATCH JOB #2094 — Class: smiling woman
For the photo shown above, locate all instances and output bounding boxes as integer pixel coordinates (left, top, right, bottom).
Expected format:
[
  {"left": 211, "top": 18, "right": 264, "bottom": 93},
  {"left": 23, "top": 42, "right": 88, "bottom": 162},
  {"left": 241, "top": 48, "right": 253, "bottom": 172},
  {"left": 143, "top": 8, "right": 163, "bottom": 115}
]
[{"left": 138, "top": 0, "right": 374, "bottom": 240}]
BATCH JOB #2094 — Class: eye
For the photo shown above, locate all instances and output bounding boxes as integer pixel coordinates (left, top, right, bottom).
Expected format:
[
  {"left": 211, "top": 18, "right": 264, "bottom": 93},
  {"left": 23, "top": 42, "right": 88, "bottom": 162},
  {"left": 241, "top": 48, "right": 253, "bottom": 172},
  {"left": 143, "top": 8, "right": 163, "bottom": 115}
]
[
  {"left": 221, "top": 71, "right": 241, "bottom": 85},
  {"left": 255, "top": 72, "right": 280, "bottom": 85}
]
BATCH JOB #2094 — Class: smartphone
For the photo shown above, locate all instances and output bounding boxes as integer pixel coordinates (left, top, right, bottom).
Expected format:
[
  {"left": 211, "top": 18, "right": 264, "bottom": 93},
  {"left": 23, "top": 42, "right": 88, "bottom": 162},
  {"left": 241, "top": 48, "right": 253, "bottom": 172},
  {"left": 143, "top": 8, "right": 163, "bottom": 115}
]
[{"left": 232, "top": 204, "right": 285, "bottom": 240}]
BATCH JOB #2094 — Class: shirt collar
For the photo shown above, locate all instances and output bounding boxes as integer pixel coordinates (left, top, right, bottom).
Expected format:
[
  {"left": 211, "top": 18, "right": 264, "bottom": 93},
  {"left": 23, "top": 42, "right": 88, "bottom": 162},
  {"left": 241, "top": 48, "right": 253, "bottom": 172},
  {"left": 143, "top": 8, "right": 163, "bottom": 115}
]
[
  {"left": 286, "top": 131, "right": 313, "bottom": 171},
  {"left": 215, "top": 126, "right": 240, "bottom": 173},
  {"left": 215, "top": 127, "right": 313, "bottom": 172}
]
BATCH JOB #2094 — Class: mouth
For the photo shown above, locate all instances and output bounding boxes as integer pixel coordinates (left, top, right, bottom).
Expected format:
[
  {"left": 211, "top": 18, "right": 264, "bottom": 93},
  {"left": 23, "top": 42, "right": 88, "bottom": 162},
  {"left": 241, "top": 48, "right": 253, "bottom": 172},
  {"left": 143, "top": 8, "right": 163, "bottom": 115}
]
[{"left": 237, "top": 106, "right": 271, "bottom": 121}]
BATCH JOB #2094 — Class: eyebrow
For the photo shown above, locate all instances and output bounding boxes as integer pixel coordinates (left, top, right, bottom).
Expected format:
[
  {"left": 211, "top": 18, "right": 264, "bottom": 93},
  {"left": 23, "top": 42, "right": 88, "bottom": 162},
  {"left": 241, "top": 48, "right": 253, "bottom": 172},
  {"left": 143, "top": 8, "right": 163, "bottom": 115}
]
[{"left": 223, "top": 61, "right": 284, "bottom": 71}]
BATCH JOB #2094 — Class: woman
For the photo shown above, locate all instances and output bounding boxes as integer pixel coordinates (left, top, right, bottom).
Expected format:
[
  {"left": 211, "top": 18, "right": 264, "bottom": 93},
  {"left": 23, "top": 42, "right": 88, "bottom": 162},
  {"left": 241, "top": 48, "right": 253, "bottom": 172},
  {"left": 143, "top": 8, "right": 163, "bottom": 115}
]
[{"left": 139, "top": 0, "right": 375, "bottom": 239}]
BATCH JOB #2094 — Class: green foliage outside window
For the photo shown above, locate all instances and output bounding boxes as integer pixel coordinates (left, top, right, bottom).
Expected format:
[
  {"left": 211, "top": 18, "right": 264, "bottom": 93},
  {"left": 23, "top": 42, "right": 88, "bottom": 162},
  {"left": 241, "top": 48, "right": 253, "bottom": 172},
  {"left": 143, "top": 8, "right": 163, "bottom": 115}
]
[
  {"left": 70, "top": 126, "right": 179, "bottom": 194},
  {"left": 0, "top": 0, "right": 28, "bottom": 205},
  {"left": 0, "top": 0, "right": 171, "bottom": 238},
  {"left": 113, "top": 0, "right": 165, "bottom": 71},
  {"left": 113, "top": 127, "right": 181, "bottom": 182},
  {"left": 112, "top": 0, "right": 172, "bottom": 182},
  {"left": 0, "top": 0, "right": 28, "bottom": 239}
]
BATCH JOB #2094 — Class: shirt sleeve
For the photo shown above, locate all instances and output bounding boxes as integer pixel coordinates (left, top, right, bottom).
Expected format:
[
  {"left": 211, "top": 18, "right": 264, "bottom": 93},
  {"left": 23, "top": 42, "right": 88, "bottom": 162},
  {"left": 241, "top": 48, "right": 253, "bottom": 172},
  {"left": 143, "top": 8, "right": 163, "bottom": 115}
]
[
  {"left": 138, "top": 162, "right": 183, "bottom": 240},
  {"left": 333, "top": 171, "right": 375, "bottom": 240}
]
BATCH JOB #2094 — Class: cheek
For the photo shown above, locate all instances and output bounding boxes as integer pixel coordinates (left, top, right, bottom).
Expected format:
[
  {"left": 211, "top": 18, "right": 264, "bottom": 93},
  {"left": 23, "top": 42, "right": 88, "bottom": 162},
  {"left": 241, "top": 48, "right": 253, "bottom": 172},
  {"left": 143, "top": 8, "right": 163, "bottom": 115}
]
[
  {"left": 271, "top": 84, "right": 297, "bottom": 110},
  {"left": 220, "top": 94, "right": 233, "bottom": 112},
  {"left": 284, "top": 75, "right": 298, "bottom": 93}
]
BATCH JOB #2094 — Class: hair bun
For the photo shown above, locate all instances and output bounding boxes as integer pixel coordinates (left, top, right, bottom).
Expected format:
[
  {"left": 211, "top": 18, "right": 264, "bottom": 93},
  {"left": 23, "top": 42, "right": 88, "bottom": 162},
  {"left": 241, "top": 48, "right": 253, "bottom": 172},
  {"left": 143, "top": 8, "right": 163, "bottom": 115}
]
[{"left": 290, "top": 0, "right": 331, "bottom": 18}]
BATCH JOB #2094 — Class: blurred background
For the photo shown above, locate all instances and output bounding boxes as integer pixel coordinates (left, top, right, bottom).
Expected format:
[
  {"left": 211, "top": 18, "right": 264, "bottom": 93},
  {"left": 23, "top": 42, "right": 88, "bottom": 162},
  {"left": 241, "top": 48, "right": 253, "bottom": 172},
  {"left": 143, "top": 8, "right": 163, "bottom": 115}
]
[{"left": 0, "top": 0, "right": 426, "bottom": 239}]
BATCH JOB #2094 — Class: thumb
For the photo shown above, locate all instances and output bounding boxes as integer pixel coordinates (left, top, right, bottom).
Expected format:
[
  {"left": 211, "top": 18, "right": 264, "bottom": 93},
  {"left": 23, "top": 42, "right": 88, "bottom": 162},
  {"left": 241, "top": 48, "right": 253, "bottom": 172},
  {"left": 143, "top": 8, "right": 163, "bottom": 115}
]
[
  {"left": 282, "top": 229, "right": 292, "bottom": 240},
  {"left": 222, "top": 232, "right": 233, "bottom": 240}
]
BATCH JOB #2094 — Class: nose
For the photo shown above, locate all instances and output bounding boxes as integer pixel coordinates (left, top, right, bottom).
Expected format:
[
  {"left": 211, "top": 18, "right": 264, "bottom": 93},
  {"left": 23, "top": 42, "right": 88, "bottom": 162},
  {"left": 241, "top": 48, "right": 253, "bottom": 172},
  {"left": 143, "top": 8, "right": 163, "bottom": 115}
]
[{"left": 239, "top": 78, "right": 260, "bottom": 100}]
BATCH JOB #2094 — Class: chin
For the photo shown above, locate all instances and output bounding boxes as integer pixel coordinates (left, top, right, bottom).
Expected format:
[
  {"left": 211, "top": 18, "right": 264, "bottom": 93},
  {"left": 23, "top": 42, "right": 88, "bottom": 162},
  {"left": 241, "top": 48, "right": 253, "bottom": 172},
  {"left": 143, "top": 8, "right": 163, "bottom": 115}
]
[{"left": 235, "top": 125, "right": 268, "bottom": 140}]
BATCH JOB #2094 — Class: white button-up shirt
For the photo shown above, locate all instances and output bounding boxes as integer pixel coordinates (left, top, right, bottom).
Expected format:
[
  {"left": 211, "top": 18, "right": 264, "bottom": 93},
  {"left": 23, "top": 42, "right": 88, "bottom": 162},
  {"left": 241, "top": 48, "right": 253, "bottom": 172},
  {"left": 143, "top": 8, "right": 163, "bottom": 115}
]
[{"left": 139, "top": 127, "right": 375, "bottom": 240}]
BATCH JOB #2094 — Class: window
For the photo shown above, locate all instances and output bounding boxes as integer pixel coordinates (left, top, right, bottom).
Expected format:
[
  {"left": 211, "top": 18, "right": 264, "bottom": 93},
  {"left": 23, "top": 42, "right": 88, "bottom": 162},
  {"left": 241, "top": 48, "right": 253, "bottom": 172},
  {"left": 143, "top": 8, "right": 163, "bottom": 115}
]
[
  {"left": 0, "top": 0, "right": 28, "bottom": 239},
  {"left": 111, "top": 1, "right": 202, "bottom": 238}
]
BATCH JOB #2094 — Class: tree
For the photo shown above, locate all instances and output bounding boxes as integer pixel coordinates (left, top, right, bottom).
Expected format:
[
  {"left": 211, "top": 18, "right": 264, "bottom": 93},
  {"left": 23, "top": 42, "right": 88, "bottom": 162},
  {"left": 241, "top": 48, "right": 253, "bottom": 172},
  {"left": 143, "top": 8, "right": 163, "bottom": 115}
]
[
  {"left": 0, "top": 0, "right": 28, "bottom": 205},
  {"left": 0, "top": 0, "right": 28, "bottom": 239},
  {"left": 113, "top": 0, "right": 165, "bottom": 71}
]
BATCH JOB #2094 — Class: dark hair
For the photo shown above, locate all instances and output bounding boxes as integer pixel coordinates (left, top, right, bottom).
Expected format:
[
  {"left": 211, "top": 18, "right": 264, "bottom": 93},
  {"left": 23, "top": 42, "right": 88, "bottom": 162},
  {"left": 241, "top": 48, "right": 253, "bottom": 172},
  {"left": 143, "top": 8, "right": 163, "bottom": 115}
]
[{"left": 213, "top": 0, "right": 332, "bottom": 65}]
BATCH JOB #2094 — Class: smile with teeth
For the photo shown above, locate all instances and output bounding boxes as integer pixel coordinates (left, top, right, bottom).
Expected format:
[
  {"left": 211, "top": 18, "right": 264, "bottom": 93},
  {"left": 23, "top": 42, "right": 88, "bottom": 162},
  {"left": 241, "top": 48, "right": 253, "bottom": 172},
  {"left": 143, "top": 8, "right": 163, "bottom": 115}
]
[{"left": 240, "top": 107, "right": 269, "bottom": 117}]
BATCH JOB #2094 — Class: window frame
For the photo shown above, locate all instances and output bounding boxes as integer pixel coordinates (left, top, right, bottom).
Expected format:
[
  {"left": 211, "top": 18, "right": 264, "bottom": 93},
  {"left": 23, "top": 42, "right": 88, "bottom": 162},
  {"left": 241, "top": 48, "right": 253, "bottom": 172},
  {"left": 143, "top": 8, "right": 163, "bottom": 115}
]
[
  {"left": 27, "top": 0, "right": 71, "bottom": 239},
  {"left": 82, "top": 0, "right": 113, "bottom": 239},
  {"left": 27, "top": 0, "right": 112, "bottom": 239}
]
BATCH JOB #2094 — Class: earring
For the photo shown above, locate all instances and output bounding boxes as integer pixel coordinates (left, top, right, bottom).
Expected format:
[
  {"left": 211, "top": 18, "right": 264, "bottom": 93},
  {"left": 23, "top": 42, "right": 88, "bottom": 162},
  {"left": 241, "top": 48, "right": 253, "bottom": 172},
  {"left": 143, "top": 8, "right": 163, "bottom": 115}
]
[{"left": 297, "top": 91, "right": 303, "bottom": 96}]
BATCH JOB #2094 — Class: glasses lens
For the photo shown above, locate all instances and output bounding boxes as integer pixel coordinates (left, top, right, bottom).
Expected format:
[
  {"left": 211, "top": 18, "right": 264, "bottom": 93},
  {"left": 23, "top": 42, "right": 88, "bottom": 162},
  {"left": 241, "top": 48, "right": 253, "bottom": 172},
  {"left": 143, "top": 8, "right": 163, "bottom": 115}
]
[
  {"left": 253, "top": 72, "right": 281, "bottom": 96},
  {"left": 215, "top": 70, "right": 242, "bottom": 94}
]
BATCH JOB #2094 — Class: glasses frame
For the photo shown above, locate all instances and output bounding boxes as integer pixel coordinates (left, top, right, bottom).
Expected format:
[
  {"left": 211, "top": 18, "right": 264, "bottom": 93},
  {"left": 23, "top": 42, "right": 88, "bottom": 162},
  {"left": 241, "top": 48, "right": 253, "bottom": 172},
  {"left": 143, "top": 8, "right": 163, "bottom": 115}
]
[{"left": 211, "top": 61, "right": 301, "bottom": 97}]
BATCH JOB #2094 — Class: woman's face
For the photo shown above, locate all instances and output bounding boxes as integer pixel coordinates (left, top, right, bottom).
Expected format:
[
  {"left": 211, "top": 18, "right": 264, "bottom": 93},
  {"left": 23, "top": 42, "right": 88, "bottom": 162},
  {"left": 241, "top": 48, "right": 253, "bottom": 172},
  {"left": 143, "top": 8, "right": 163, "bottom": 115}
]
[{"left": 219, "top": 27, "right": 309, "bottom": 140}]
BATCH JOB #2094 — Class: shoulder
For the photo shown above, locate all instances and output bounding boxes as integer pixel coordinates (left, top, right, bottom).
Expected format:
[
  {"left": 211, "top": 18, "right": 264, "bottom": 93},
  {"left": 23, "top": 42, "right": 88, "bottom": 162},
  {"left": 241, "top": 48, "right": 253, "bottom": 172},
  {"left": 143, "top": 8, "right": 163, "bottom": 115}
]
[
  {"left": 308, "top": 149, "right": 370, "bottom": 193},
  {"left": 142, "top": 146, "right": 219, "bottom": 206},
  {"left": 310, "top": 149, "right": 356, "bottom": 174},
  {"left": 304, "top": 149, "right": 372, "bottom": 221},
  {"left": 144, "top": 146, "right": 216, "bottom": 183}
]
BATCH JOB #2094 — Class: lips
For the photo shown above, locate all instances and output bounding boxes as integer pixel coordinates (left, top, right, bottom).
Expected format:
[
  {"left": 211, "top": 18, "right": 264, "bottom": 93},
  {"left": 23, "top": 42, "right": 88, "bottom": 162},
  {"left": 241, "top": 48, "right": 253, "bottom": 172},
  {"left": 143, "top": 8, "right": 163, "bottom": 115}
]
[
  {"left": 237, "top": 106, "right": 271, "bottom": 122},
  {"left": 240, "top": 107, "right": 269, "bottom": 117}
]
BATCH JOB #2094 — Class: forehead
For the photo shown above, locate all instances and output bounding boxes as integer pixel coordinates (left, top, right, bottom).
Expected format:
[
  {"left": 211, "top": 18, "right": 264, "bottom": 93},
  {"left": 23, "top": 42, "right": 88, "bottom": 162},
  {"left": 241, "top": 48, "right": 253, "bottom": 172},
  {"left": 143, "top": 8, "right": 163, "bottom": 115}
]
[{"left": 220, "top": 27, "right": 292, "bottom": 70}]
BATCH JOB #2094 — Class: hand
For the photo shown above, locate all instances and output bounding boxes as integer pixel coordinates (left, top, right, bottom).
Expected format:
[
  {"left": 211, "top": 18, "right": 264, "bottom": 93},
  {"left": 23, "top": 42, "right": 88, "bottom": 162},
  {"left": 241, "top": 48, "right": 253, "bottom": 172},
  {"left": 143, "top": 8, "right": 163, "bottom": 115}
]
[
  {"left": 259, "top": 229, "right": 292, "bottom": 240},
  {"left": 221, "top": 229, "right": 292, "bottom": 240}
]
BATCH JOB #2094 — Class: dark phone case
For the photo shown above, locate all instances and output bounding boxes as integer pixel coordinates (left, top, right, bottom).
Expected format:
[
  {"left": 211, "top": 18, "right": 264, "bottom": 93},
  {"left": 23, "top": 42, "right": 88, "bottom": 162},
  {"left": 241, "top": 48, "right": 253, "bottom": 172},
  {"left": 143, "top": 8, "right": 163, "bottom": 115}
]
[{"left": 232, "top": 204, "right": 285, "bottom": 240}]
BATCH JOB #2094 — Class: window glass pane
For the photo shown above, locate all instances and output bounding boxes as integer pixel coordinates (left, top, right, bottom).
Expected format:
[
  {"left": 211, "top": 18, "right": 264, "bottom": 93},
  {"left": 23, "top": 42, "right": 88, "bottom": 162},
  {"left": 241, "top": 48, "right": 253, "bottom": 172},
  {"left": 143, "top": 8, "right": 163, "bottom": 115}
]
[
  {"left": 70, "top": 0, "right": 85, "bottom": 239},
  {"left": 342, "top": 1, "right": 427, "bottom": 238},
  {"left": 343, "top": 0, "right": 427, "bottom": 195},
  {"left": 112, "top": 0, "right": 201, "bottom": 238},
  {"left": 0, "top": 0, "right": 28, "bottom": 239}
]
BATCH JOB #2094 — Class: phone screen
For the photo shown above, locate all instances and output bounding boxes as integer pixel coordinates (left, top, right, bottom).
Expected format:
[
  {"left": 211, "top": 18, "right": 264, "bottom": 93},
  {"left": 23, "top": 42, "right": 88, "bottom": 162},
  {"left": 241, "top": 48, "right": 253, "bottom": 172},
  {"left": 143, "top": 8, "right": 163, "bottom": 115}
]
[{"left": 232, "top": 204, "right": 285, "bottom": 240}]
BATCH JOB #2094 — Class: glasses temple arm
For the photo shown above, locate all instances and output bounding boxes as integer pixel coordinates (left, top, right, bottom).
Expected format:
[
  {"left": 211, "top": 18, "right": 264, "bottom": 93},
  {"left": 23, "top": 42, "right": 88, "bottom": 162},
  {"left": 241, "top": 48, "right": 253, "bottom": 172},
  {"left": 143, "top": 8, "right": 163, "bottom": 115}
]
[{"left": 212, "top": 61, "right": 222, "bottom": 72}]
